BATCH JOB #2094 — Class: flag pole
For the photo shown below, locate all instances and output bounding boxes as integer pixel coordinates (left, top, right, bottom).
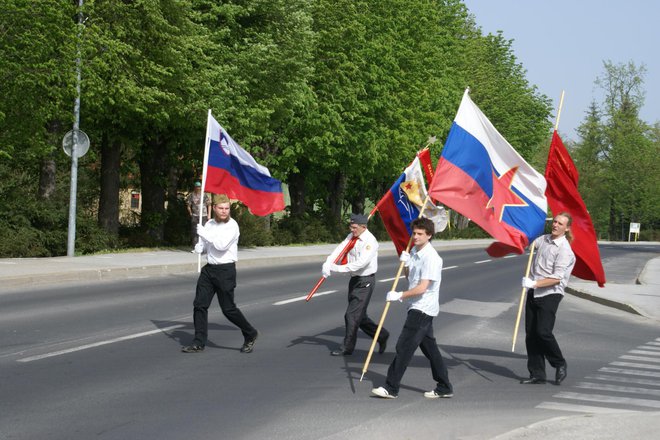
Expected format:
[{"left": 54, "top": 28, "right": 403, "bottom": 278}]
[
  {"left": 197, "top": 109, "right": 213, "bottom": 272},
  {"left": 360, "top": 196, "right": 430, "bottom": 382},
  {"left": 305, "top": 206, "right": 378, "bottom": 302},
  {"left": 554, "top": 90, "right": 565, "bottom": 132},
  {"left": 511, "top": 242, "right": 535, "bottom": 352}
]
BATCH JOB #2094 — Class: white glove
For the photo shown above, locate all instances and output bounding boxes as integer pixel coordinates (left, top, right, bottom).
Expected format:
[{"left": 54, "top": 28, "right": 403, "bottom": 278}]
[
  {"left": 196, "top": 224, "right": 211, "bottom": 242},
  {"left": 322, "top": 262, "right": 332, "bottom": 278},
  {"left": 522, "top": 277, "right": 537, "bottom": 289},
  {"left": 399, "top": 251, "right": 411, "bottom": 266},
  {"left": 386, "top": 291, "right": 403, "bottom": 302},
  {"left": 194, "top": 242, "right": 205, "bottom": 254}
]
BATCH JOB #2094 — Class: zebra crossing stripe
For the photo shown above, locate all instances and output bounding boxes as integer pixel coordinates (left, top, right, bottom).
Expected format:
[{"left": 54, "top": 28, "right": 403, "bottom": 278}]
[
  {"left": 536, "top": 401, "right": 638, "bottom": 414},
  {"left": 575, "top": 381, "right": 660, "bottom": 397},
  {"left": 554, "top": 391, "right": 660, "bottom": 409},
  {"left": 585, "top": 374, "right": 660, "bottom": 387}
]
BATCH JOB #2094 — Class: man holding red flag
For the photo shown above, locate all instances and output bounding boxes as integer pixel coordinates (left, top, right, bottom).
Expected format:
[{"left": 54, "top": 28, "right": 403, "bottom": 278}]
[{"left": 322, "top": 213, "right": 389, "bottom": 357}]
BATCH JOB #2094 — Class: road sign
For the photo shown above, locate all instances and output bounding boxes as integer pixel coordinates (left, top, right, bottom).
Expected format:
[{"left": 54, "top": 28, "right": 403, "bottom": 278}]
[{"left": 62, "top": 129, "right": 90, "bottom": 158}]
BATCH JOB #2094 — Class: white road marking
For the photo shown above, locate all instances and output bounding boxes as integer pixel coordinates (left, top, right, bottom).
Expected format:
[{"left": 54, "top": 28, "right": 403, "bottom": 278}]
[
  {"left": 585, "top": 374, "right": 660, "bottom": 387},
  {"left": 273, "top": 290, "right": 338, "bottom": 306},
  {"left": 554, "top": 391, "right": 660, "bottom": 409},
  {"left": 443, "top": 265, "right": 458, "bottom": 270},
  {"left": 440, "top": 298, "right": 513, "bottom": 318},
  {"left": 379, "top": 276, "right": 405, "bottom": 282},
  {"left": 503, "top": 255, "right": 517, "bottom": 259},
  {"left": 575, "top": 381, "right": 660, "bottom": 397},
  {"left": 474, "top": 259, "right": 491, "bottom": 264},
  {"left": 631, "top": 348, "right": 660, "bottom": 355},
  {"left": 610, "top": 361, "right": 660, "bottom": 371},
  {"left": 536, "top": 401, "right": 638, "bottom": 414},
  {"left": 599, "top": 367, "right": 660, "bottom": 378},
  {"left": 17, "top": 324, "right": 184, "bottom": 363},
  {"left": 621, "top": 355, "right": 660, "bottom": 363}
]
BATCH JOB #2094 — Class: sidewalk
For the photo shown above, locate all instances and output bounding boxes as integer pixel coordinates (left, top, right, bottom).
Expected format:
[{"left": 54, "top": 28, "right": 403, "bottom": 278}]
[{"left": 0, "top": 239, "right": 491, "bottom": 291}]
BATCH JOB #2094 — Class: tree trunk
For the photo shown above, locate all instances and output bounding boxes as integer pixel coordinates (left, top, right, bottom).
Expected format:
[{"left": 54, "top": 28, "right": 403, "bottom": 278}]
[
  {"left": 139, "top": 137, "right": 168, "bottom": 243},
  {"left": 98, "top": 132, "right": 121, "bottom": 235},
  {"left": 327, "top": 171, "right": 346, "bottom": 225},
  {"left": 38, "top": 153, "right": 57, "bottom": 200},
  {"left": 288, "top": 169, "right": 307, "bottom": 217}
]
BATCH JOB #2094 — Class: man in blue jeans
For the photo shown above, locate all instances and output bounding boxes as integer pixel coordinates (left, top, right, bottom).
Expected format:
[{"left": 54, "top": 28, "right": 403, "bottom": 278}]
[{"left": 371, "top": 217, "right": 453, "bottom": 399}]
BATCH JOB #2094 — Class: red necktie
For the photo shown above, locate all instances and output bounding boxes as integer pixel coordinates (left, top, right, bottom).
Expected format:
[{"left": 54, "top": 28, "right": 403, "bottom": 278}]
[{"left": 339, "top": 236, "right": 358, "bottom": 265}]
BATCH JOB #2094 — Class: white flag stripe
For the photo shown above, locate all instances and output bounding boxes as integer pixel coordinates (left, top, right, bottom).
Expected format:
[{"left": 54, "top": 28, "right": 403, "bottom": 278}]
[
  {"left": 585, "top": 374, "right": 660, "bottom": 387},
  {"left": 575, "top": 382, "right": 660, "bottom": 397},
  {"left": 554, "top": 391, "right": 660, "bottom": 409},
  {"left": 599, "top": 367, "right": 660, "bottom": 378},
  {"left": 536, "top": 401, "right": 638, "bottom": 414},
  {"left": 610, "top": 361, "right": 660, "bottom": 371},
  {"left": 621, "top": 355, "right": 660, "bottom": 363}
]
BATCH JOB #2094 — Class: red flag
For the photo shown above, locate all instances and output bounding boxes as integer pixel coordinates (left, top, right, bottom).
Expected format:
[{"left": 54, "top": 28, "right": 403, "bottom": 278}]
[{"left": 545, "top": 131, "right": 606, "bottom": 287}]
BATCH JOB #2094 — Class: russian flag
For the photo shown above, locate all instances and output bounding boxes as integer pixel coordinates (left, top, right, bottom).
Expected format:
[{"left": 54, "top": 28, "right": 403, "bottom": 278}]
[
  {"left": 202, "top": 112, "right": 285, "bottom": 216},
  {"left": 428, "top": 90, "right": 547, "bottom": 256}
]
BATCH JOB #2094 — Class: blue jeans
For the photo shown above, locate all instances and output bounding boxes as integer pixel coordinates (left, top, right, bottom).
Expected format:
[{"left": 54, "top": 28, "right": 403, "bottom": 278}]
[{"left": 384, "top": 309, "right": 452, "bottom": 395}]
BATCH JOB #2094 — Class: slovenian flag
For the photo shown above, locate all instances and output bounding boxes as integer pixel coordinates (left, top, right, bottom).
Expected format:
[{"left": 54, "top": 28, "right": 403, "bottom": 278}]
[
  {"left": 428, "top": 90, "right": 547, "bottom": 256},
  {"left": 376, "top": 149, "right": 448, "bottom": 255},
  {"left": 202, "top": 112, "right": 285, "bottom": 216}
]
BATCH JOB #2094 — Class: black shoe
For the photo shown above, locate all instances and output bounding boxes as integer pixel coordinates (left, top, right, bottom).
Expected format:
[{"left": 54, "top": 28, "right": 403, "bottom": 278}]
[
  {"left": 181, "top": 344, "right": 205, "bottom": 353},
  {"left": 378, "top": 335, "right": 388, "bottom": 354},
  {"left": 241, "top": 332, "right": 258, "bottom": 353},
  {"left": 330, "top": 349, "right": 352, "bottom": 356},
  {"left": 520, "top": 377, "right": 546, "bottom": 384},
  {"left": 556, "top": 364, "right": 567, "bottom": 385}
]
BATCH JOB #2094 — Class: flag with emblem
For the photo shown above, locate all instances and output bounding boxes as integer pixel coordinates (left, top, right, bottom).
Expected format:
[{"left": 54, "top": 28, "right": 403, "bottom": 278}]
[
  {"left": 376, "top": 149, "right": 448, "bottom": 254},
  {"left": 428, "top": 89, "right": 547, "bottom": 256},
  {"left": 202, "top": 111, "right": 285, "bottom": 216}
]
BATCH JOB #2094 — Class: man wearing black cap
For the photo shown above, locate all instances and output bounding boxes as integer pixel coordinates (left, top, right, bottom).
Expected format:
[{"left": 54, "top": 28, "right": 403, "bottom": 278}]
[{"left": 322, "top": 213, "right": 389, "bottom": 356}]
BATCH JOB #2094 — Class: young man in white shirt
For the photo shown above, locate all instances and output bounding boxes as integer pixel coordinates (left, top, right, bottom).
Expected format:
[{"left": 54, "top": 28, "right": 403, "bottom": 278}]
[
  {"left": 372, "top": 216, "right": 453, "bottom": 399},
  {"left": 181, "top": 194, "right": 259, "bottom": 354},
  {"left": 322, "top": 213, "right": 389, "bottom": 356}
]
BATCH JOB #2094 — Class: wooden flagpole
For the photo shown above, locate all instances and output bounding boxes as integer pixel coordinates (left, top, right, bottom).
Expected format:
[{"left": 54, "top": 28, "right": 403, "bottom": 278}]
[
  {"left": 360, "top": 197, "right": 430, "bottom": 381},
  {"left": 511, "top": 241, "right": 535, "bottom": 352},
  {"left": 511, "top": 91, "right": 565, "bottom": 351}
]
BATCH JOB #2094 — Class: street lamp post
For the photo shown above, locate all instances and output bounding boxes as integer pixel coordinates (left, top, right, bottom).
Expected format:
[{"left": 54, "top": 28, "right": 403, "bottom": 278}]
[{"left": 66, "top": 0, "right": 84, "bottom": 257}]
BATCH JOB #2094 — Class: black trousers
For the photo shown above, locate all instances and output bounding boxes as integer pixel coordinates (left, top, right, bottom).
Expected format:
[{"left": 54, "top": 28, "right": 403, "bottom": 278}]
[
  {"left": 192, "top": 263, "right": 257, "bottom": 346},
  {"left": 524, "top": 291, "right": 565, "bottom": 380},
  {"left": 342, "top": 274, "right": 388, "bottom": 353},
  {"left": 384, "top": 309, "right": 452, "bottom": 395}
]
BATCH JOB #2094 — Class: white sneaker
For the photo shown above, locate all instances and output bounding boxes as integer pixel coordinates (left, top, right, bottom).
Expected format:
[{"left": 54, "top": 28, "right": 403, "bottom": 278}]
[
  {"left": 371, "top": 387, "right": 397, "bottom": 399},
  {"left": 424, "top": 390, "right": 453, "bottom": 399}
]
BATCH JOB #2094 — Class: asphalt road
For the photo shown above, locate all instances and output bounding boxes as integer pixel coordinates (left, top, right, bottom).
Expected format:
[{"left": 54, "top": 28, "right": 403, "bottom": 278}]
[{"left": 1, "top": 246, "right": 659, "bottom": 440}]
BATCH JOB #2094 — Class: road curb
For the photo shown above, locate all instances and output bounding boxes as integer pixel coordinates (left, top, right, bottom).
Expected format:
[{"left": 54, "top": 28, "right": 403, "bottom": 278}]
[{"left": 565, "top": 286, "right": 643, "bottom": 317}]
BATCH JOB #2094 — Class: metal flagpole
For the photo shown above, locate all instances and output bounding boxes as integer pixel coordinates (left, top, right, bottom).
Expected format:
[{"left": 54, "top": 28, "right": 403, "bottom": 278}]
[{"left": 197, "top": 110, "right": 213, "bottom": 272}]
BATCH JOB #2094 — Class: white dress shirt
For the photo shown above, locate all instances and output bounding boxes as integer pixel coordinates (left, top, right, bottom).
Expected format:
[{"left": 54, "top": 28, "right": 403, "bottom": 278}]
[
  {"left": 200, "top": 217, "right": 240, "bottom": 265},
  {"left": 530, "top": 234, "right": 576, "bottom": 298},
  {"left": 406, "top": 242, "right": 443, "bottom": 317},
  {"left": 326, "top": 229, "right": 378, "bottom": 276}
]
